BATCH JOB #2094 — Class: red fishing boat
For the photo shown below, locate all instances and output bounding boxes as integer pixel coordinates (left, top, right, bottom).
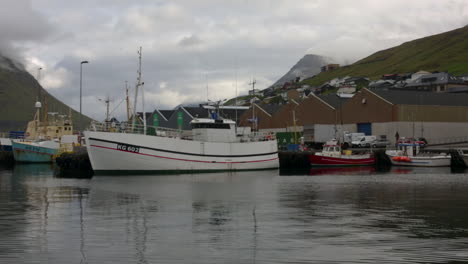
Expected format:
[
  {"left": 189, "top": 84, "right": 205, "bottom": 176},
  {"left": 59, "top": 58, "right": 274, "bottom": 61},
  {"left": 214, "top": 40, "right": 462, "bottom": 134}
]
[{"left": 309, "top": 140, "right": 375, "bottom": 167}]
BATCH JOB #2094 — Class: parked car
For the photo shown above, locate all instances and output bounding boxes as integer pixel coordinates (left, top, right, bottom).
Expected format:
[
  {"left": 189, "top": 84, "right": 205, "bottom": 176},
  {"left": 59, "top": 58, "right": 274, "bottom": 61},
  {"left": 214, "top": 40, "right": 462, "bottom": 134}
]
[
  {"left": 371, "top": 139, "right": 390, "bottom": 148},
  {"left": 352, "top": 135, "right": 377, "bottom": 148},
  {"left": 343, "top": 132, "right": 365, "bottom": 149}
]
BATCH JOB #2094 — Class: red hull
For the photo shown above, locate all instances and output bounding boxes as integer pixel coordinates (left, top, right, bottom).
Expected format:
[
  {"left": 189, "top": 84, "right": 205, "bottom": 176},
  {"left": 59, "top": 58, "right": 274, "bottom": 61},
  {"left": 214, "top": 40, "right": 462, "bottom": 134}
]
[{"left": 309, "top": 154, "right": 375, "bottom": 166}]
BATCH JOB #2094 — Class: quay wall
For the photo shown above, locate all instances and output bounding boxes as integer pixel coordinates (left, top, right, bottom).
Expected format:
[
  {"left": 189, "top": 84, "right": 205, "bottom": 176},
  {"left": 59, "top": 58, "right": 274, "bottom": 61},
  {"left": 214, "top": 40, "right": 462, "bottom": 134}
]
[
  {"left": 373, "top": 122, "right": 468, "bottom": 144},
  {"left": 264, "top": 122, "right": 468, "bottom": 145}
]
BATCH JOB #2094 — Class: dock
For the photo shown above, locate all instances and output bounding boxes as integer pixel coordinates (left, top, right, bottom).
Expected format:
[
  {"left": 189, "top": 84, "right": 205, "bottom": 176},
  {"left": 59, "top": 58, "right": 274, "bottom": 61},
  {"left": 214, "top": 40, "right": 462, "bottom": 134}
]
[
  {"left": 55, "top": 146, "right": 93, "bottom": 178},
  {"left": 54, "top": 146, "right": 466, "bottom": 177}
]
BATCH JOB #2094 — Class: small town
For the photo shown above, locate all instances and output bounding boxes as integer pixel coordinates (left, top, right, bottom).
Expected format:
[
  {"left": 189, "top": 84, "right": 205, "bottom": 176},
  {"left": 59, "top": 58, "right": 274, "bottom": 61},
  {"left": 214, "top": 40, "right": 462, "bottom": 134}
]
[
  {"left": 1, "top": 1, "right": 468, "bottom": 263},
  {"left": 127, "top": 68, "right": 468, "bottom": 152}
]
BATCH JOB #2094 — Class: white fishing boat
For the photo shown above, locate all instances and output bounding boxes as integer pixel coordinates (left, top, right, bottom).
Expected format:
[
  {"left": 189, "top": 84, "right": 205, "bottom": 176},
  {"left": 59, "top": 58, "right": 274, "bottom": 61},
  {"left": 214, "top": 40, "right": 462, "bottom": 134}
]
[
  {"left": 386, "top": 142, "right": 451, "bottom": 167},
  {"left": 85, "top": 47, "right": 278, "bottom": 174},
  {"left": 85, "top": 118, "right": 279, "bottom": 174},
  {"left": 458, "top": 150, "right": 468, "bottom": 166}
]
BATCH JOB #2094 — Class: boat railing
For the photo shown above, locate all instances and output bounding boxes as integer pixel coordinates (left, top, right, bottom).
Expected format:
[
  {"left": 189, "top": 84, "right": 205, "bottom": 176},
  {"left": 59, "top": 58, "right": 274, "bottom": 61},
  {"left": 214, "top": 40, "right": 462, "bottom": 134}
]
[
  {"left": 89, "top": 122, "right": 186, "bottom": 138},
  {"left": 244, "top": 131, "right": 277, "bottom": 142},
  {"left": 88, "top": 122, "right": 277, "bottom": 142}
]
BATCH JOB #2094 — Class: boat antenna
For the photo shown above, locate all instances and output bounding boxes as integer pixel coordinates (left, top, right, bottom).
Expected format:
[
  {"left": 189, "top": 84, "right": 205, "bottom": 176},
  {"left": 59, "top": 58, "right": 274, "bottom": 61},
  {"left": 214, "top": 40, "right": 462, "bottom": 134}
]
[
  {"left": 132, "top": 47, "right": 143, "bottom": 132},
  {"left": 142, "top": 81, "right": 146, "bottom": 135},
  {"left": 206, "top": 76, "right": 209, "bottom": 102}
]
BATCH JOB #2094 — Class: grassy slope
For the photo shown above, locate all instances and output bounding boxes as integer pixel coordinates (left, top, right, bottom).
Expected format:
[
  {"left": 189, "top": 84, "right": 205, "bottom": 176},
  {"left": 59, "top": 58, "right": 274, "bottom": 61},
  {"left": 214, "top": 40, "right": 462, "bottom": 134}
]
[
  {"left": 0, "top": 65, "right": 93, "bottom": 132},
  {"left": 303, "top": 26, "right": 468, "bottom": 86}
]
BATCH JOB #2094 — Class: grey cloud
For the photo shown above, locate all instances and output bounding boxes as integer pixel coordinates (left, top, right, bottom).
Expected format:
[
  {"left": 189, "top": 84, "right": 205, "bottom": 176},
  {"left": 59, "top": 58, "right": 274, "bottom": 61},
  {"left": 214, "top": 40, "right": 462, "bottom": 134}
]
[
  {"left": 179, "top": 35, "right": 202, "bottom": 47},
  {"left": 0, "top": 0, "right": 54, "bottom": 63},
  {"left": 2, "top": 0, "right": 468, "bottom": 121}
]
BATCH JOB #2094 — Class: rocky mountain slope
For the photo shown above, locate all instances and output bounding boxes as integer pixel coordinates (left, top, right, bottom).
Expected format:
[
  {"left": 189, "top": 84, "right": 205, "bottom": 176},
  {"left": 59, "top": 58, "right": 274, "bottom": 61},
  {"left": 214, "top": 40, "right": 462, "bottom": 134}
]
[
  {"left": 270, "top": 54, "right": 333, "bottom": 87},
  {"left": 303, "top": 25, "right": 468, "bottom": 86},
  {"left": 0, "top": 55, "right": 93, "bottom": 132}
]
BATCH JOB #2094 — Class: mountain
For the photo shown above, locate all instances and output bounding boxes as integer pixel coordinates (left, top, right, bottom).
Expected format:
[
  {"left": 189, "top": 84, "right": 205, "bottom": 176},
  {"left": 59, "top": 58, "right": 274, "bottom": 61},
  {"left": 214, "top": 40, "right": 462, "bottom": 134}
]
[
  {"left": 270, "top": 54, "right": 333, "bottom": 87},
  {"left": 0, "top": 55, "right": 93, "bottom": 132},
  {"left": 303, "top": 25, "right": 468, "bottom": 86}
]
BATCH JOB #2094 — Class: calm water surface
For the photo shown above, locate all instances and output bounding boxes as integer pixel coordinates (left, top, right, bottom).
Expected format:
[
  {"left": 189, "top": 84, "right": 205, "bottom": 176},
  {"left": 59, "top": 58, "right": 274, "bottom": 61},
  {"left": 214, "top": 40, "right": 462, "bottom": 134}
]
[{"left": 1, "top": 164, "right": 468, "bottom": 263}]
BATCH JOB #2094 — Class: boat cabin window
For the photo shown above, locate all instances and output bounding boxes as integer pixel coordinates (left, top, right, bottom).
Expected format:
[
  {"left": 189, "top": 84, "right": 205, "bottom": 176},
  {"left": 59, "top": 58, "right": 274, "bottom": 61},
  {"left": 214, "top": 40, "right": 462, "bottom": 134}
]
[
  {"left": 192, "top": 123, "right": 230, "bottom": 129},
  {"left": 325, "top": 146, "right": 340, "bottom": 152}
]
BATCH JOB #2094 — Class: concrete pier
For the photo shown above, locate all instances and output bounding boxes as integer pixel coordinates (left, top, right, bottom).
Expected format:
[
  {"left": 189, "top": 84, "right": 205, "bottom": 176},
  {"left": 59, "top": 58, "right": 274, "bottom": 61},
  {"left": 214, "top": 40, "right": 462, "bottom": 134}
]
[{"left": 55, "top": 146, "right": 93, "bottom": 178}]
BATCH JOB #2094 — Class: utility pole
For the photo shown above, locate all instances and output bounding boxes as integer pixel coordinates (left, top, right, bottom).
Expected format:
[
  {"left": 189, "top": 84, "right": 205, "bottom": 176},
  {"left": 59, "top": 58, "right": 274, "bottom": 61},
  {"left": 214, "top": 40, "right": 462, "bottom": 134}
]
[
  {"left": 36, "top": 67, "right": 42, "bottom": 102},
  {"left": 79, "top": 60, "right": 89, "bottom": 131}
]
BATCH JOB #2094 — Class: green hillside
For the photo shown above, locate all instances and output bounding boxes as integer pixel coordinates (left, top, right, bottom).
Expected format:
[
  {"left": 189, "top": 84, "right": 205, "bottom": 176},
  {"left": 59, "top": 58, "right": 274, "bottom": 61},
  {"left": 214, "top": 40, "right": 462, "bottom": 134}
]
[
  {"left": 303, "top": 26, "right": 468, "bottom": 86},
  {"left": 0, "top": 56, "right": 93, "bottom": 132}
]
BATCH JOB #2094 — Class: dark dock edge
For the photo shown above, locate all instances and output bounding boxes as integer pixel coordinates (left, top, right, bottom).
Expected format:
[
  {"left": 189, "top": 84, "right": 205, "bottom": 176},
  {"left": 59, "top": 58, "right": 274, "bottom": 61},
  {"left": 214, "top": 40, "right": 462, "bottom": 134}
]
[{"left": 55, "top": 146, "right": 94, "bottom": 178}]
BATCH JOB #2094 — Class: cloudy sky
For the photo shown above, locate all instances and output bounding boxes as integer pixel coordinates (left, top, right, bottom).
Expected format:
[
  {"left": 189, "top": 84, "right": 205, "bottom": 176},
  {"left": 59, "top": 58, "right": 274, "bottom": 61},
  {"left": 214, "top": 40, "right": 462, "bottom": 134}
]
[{"left": 1, "top": 0, "right": 467, "bottom": 121}]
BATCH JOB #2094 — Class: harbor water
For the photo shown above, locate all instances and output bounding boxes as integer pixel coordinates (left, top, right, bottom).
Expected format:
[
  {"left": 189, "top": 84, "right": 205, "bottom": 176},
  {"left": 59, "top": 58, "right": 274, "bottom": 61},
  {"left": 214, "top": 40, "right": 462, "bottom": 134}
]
[{"left": 1, "top": 164, "right": 468, "bottom": 263}]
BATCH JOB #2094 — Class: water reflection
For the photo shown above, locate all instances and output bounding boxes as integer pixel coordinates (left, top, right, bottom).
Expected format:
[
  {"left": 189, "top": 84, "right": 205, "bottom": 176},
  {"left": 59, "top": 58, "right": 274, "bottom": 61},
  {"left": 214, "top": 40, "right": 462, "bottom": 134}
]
[
  {"left": 276, "top": 170, "right": 468, "bottom": 262},
  {"left": 309, "top": 166, "right": 376, "bottom": 176},
  {"left": 1, "top": 166, "right": 468, "bottom": 263},
  {"left": 13, "top": 163, "right": 55, "bottom": 176}
]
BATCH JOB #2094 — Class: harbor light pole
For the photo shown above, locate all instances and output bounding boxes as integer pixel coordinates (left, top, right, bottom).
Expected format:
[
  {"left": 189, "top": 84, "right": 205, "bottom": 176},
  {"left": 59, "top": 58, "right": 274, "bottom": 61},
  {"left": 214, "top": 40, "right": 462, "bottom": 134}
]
[{"left": 79, "top": 60, "right": 89, "bottom": 130}]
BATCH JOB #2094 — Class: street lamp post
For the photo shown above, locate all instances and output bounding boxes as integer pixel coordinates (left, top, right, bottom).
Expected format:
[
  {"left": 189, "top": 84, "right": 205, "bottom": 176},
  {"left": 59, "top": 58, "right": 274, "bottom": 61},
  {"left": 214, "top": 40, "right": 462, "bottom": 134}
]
[
  {"left": 79, "top": 60, "right": 89, "bottom": 131},
  {"left": 36, "top": 67, "right": 42, "bottom": 101}
]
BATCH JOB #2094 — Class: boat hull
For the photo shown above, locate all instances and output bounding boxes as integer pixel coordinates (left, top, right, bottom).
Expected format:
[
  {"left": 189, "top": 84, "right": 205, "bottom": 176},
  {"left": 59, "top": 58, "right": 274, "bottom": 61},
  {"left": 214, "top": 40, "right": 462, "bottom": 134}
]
[
  {"left": 309, "top": 154, "right": 375, "bottom": 167},
  {"left": 387, "top": 154, "right": 451, "bottom": 167},
  {"left": 85, "top": 131, "right": 279, "bottom": 174},
  {"left": 12, "top": 141, "right": 59, "bottom": 163}
]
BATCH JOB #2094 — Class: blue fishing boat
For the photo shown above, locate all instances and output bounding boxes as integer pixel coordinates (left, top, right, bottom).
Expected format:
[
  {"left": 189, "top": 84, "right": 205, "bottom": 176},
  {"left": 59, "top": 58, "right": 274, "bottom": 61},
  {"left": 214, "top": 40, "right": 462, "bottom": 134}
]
[
  {"left": 10, "top": 99, "right": 74, "bottom": 163},
  {"left": 12, "top": 140, "right": 59, "bottom": 163},
  {"left": 0, "top": 138, "right": 12, "bottom": 152}
]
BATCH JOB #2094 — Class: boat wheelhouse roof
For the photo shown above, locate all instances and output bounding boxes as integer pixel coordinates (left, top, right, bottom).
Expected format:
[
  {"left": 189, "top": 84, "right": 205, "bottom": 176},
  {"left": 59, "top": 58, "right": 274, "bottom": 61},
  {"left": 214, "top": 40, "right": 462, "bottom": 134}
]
[
  {"left": 190, "top": 118, "right": 236, "bottom": 125},
  {"left": 323, "top": 139, "right": 340, "bottom": 147}
]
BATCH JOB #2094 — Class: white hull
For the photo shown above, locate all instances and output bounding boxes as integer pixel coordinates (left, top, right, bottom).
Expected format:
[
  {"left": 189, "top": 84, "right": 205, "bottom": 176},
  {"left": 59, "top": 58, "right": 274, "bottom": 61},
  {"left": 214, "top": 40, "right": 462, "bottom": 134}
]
[
  {"left": 386, "top": 153, "right": 451, "bottom": 167},
  {"left": 85, "top": 131, "right": 279, "bottom": 174},
  {"left": 462, "top": 154, "right": 468, "bottom": 166}
]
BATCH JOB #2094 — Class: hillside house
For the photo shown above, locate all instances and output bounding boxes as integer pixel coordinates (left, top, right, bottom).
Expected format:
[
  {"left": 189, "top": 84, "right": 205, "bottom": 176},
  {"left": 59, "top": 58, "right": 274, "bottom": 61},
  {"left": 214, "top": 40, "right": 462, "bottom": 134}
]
[
  {"left": 248, "top": 89, "right": 263, "bottom": 96},
  {"left": 321, "top": 64, "right": 340, "bottom": 72},
  {"left": 342, "top": 77, "right": 369, "bottom": 89},
  {"left": 280, "top": 89, "right": 301, "bottom": 101},
  {"left": 402, "top": 72, "right": 468, "bottom": 92}
]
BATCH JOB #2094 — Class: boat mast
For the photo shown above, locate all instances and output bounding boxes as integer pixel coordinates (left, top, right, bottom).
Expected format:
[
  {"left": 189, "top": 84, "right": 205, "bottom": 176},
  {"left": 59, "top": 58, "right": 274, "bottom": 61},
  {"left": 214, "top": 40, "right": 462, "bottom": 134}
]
[
  {"left": 125, "top": 81, "right": 131, "bottom": 122},
  {"left": 132, "top": 47, "right": 143, "bottom": 132},
  {"left": 105, "top": 97, "right": 110, "bottom": 122},
  {"left": 249, "top": 78, "right": 256, "bottom": 131},
  {"left": 235, "top": 70, "right": 238, "bottom": 133}
]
